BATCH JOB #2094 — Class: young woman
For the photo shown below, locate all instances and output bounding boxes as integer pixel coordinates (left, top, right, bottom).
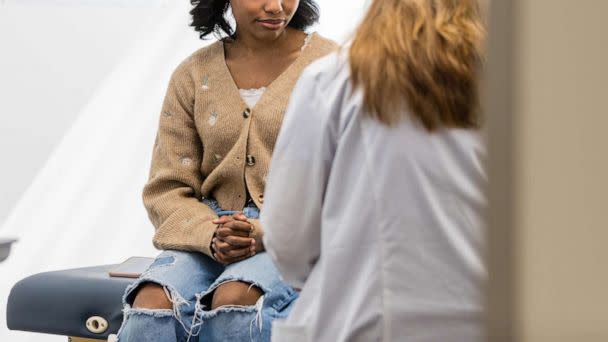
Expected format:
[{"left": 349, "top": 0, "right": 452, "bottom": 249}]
[
  {"left": 116, "top": 1, "right": 336, "bottom": 341},
  {"left": 262, "top": 0, "right": 486, "bottom": 341}
]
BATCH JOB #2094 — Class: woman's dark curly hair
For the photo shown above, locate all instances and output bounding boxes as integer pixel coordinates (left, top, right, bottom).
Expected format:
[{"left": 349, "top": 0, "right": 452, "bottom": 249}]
[{"left": 190, "top": 0, "right": 320, "bottom": 39}]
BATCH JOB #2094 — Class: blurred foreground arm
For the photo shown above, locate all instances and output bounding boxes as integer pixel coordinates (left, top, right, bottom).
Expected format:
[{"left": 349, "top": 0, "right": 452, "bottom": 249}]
[{"left": 262, "top": 66, "right": 337, "bottom": 289}]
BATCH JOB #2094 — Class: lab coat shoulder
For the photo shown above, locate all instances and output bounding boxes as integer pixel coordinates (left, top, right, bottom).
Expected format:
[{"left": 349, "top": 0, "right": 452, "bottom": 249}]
[{"left": 286, "top": 50, "right": 358, "bottom": 142}]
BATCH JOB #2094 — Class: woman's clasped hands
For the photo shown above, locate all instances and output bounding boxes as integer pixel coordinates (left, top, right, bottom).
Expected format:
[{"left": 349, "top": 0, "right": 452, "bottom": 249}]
[{"left": 212, "top": 213, "right": 264, "bottom": 265}]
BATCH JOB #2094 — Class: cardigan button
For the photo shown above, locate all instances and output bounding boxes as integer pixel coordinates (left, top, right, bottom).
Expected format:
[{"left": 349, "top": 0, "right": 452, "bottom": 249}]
[
  {"left": 243, "top": 108, "right": 251, "bottom": 118},
  {"left": 258, "top": 194, "right": 264, "bottom": 203},
  {"left": 246, "top": 155, "right": 256, "bottom": 166}
]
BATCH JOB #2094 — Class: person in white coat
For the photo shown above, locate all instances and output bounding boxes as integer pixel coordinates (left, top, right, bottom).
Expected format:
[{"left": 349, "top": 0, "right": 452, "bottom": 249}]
[{"left": 261, "top": 0, "right": 487, "bottom": 341}]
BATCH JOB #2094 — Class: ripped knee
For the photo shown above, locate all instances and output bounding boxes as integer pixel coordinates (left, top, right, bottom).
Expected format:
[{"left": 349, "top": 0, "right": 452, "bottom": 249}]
[
  {"left": 209, "top": 281, "right": 263, "bottom": 310},
  {"left": 131, "top": 282, "right": 173, "bottom": 310}
]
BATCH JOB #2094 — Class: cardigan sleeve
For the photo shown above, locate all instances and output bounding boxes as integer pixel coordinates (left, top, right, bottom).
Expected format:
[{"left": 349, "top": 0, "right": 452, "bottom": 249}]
[{"left": 142, "top": 62, "right": 218, "bottom": 257}]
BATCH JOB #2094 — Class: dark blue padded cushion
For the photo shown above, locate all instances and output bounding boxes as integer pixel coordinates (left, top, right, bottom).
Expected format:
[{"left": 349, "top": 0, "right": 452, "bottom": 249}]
[{"left": 7, "top": 264, "right": 138, "bottom": 339}]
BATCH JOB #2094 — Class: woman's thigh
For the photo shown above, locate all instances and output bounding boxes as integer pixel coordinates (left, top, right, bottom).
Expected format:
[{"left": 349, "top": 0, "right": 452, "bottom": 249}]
[{"left": 123, "top": 249, "right": 224, "bottom": 314}]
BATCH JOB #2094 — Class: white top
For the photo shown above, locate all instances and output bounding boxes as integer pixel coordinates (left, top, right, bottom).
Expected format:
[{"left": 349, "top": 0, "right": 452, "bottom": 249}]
[
  {"left": 262, "top": 52, "right": 487, "bottom": 342},
  {"left": 239, "top": 87, "right": 266, "bottom": 108}
]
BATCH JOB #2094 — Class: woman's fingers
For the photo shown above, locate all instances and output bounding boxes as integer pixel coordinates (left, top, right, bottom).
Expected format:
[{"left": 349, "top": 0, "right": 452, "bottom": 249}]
[
  {"left": 213, "top": 239, "right": 231, "bottom": 253},
  {"left": 222, "top": 235, "right": 255, "bottom": 247},
  {"left": 213, "top": 251, "right": 228, "bottom": 264},
  {"left": 225, "top": 245, "right": 253, "bottom": 258},
  {"left": 223, "top": 219, "right": 252, "bottom": 232},
  {"left": 214, "top": 251, "right": 247, "bottom": 265},
  {"left": 211, "top": 213, "right": 255, "bottom": 264},
  {"left": 232, "top": 213, "right": 248, "bottom": 222},
  {"left": 216, "top": 227, "right": 250, "bottom": 238},
  {"left": 212, "top": 215, "right": 233, "bottom": 225},
  {"left": 212, "top": 238, "right": 255, "bottom": 265},
  {"left": 213, "top": 238, "right": 253, "bottom": 253}
]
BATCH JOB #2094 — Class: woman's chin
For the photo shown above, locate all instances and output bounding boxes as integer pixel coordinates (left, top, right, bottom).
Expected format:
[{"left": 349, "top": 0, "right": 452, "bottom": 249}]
[{"left": 252, "top": 27, "right": 288, "bottom": 41}]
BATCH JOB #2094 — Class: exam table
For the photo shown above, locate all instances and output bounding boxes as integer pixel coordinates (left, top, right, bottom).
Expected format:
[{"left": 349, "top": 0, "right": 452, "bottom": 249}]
[{"left": 6, "top": 258, "right": 153, "bottom": 342}]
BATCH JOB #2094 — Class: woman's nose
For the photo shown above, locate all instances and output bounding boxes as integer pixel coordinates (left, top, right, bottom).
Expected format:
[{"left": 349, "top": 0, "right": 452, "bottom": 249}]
[{"left": 264, "top": 0, "right": 283, "bottom": 14}]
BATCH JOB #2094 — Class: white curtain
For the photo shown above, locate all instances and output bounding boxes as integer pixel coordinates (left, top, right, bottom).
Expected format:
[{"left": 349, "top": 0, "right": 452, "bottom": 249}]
[{"left": 0, "top": 1, "right": 368, "bottom": 341}]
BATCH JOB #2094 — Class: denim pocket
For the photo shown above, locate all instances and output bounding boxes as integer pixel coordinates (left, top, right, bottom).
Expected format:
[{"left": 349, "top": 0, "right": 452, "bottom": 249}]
[{"left": 271, "top": 287, "right": 299, "bottom": 312}]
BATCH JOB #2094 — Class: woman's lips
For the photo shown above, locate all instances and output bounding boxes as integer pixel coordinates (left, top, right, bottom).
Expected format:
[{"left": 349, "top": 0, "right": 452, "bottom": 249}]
[{"left": 257, "top": 19, "right": 286, "bottom": 30}]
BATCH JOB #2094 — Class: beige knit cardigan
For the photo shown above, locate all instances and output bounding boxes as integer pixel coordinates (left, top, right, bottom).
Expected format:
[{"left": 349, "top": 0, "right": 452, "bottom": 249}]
[{"left": 143, "top": 33, "right": 337, "bottom": 257}]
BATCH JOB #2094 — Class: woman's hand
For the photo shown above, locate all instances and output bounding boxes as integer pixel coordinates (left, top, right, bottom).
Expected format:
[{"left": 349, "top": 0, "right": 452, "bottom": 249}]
[
  {"left": 233, "top": 213, "right": 265, "bottom": 254},
  {"left": 212, "top": 215, "right": 255, "bottom": 264}
]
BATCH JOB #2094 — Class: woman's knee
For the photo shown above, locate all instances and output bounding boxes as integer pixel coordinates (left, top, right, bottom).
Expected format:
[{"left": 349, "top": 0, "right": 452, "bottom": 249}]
[
  {"left": 132, "top": 282, "right": 173, "bottom": 310},
  {"left": 210, "top": 281, "right": 263, "bottom": 310}
]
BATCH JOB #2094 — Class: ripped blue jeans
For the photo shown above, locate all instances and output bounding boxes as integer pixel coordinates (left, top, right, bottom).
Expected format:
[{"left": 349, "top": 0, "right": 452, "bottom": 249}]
[{"left": 116, "top": 199, "right": 298, "bottom": 342}]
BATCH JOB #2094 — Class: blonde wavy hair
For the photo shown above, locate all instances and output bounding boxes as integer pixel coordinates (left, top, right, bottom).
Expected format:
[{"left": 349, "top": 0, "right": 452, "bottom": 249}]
[{"left": 350, "top": 0, "right": 486, "bottom": 130}]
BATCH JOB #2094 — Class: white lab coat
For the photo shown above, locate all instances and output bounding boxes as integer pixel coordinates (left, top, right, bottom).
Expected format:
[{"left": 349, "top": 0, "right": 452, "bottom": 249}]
[{"left": 262, "top": 52, "right": 486, "bottom": 342}]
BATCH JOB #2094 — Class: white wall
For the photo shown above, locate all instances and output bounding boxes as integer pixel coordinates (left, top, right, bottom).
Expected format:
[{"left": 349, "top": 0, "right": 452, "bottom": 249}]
[{"left": 0, "top": 4, "right": 174, "bottom": 224}]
